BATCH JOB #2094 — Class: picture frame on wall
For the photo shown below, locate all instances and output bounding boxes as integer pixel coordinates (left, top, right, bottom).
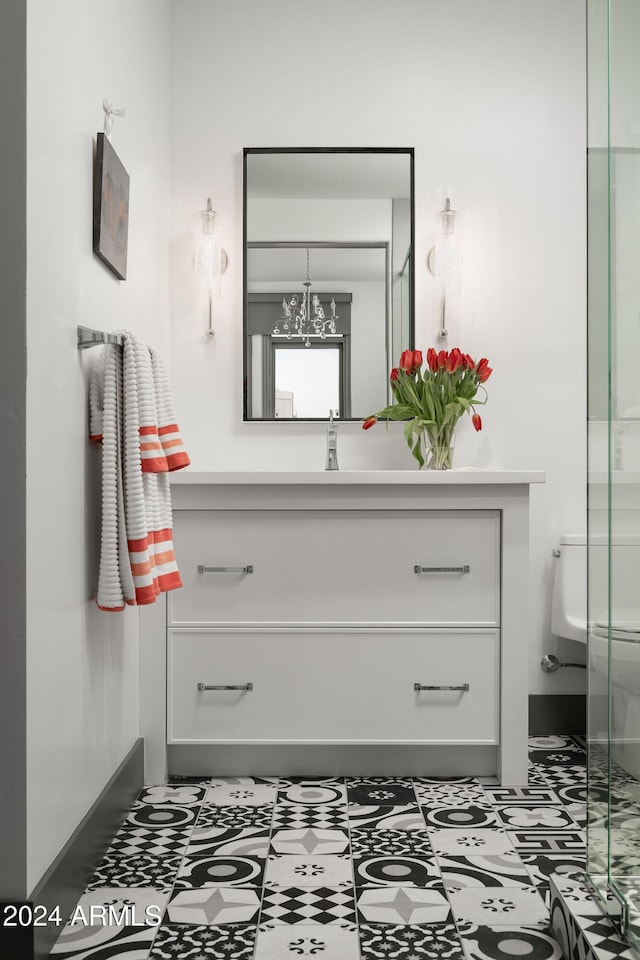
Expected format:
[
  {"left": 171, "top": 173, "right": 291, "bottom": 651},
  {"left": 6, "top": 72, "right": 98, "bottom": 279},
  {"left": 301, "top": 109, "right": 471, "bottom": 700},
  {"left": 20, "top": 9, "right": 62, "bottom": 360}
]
[{"left": 93, "top": 132, "right": 129, "bottom": 280}]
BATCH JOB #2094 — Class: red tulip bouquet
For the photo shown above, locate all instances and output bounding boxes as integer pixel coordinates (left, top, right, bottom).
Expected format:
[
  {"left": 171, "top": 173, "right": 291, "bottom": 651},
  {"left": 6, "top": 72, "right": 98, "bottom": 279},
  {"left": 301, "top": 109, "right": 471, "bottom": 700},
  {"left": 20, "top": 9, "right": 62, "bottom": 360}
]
[{"left": 363, "top": 347, "right": 492, "bottom": 469}]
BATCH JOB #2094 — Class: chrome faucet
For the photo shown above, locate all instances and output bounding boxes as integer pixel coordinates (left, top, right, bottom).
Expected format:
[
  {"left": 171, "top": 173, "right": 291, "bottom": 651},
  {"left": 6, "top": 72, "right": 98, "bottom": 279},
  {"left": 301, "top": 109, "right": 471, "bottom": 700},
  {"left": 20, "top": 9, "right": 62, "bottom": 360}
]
[{"left": 325, "top": 410, "right": 339, "bottom": 471}]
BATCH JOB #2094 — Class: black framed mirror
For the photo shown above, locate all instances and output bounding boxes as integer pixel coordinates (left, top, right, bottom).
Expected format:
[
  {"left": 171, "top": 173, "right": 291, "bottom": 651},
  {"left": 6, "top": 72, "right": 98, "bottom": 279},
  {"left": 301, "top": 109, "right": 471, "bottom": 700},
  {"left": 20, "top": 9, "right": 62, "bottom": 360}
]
[{"left": 243, "top": 147, "right": 415, "bottom": 421}]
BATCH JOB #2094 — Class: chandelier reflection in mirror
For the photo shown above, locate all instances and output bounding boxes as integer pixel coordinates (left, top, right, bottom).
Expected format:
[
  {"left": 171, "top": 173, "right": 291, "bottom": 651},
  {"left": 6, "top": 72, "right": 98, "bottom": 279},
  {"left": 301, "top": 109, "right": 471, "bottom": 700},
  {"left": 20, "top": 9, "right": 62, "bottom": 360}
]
[{"left": 274, "top": 249, "right": 338, "bottom": 347}]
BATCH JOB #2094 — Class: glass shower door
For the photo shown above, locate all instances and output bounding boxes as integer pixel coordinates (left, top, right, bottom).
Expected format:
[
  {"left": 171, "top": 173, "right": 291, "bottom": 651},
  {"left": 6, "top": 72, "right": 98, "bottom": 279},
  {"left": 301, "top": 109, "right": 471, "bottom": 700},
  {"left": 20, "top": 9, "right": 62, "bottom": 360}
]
[{"left": 587, "top": 0, "right": 640, "bottom": 949}]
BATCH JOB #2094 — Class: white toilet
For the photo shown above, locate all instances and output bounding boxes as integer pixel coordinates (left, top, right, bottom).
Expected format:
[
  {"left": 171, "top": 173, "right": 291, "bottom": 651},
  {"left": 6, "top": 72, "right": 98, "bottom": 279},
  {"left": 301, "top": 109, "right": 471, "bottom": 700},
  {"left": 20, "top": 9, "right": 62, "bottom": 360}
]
[{"left": 551, "top": 534, "right": 640, "bottom": 766}]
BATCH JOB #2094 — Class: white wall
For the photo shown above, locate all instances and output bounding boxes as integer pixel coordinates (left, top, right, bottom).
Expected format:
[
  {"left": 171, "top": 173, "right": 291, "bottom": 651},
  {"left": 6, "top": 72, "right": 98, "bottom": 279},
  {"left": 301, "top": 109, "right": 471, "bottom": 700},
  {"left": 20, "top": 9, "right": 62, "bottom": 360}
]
[
  {"left": 26, "top": 0, "right": 171, "bottom": 891},
  {"left": 169, "top": 0, "right": 587, "bottom": 696}
]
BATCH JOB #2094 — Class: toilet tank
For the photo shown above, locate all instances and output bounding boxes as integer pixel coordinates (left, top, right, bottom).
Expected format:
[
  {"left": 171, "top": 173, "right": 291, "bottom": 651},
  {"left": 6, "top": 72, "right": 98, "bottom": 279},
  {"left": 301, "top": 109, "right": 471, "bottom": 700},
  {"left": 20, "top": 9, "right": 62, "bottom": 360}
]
[
  {"left": 551, "top": 533, "right": 640, "bottom": 642},
  {"left": 551, "top": 535, "right": 588, "bottom": 643}
]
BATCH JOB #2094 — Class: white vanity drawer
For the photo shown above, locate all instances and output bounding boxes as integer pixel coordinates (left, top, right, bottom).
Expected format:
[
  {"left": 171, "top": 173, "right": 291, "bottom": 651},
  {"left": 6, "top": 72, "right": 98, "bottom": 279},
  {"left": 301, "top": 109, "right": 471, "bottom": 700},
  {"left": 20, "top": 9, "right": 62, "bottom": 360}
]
[
  {"left": 169, "top": 509, "right": 500, "bottom": 626},
  {"left": 168, "top": 629, "right": 499, "bottom": 745}
]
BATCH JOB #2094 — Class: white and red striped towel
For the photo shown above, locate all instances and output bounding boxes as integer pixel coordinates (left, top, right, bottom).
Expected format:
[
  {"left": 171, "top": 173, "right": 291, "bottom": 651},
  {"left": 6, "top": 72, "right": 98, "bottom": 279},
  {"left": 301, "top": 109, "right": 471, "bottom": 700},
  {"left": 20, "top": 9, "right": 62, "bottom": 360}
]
[{"left": 89, "top": 332, "right": 190, "bottom": 610}]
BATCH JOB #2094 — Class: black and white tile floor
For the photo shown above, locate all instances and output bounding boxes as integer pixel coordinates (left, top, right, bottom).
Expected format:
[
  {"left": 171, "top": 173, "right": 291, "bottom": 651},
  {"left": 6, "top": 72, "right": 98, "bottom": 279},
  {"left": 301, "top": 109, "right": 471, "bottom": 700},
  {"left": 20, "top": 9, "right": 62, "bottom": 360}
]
[{"left": 50, "top": 735, "right": 587, "bottom": 959}]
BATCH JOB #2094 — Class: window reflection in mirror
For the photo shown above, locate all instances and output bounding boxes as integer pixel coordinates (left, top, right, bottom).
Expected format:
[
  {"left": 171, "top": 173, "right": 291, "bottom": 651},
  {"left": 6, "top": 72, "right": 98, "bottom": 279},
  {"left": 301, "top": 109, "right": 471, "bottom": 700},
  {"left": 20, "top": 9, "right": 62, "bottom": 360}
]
[
  {"left": 243, "top": 148, "right": 414, "bottom": 421},
  {"left": 275, "top": 345, "right": 341, "bottom": 419}
]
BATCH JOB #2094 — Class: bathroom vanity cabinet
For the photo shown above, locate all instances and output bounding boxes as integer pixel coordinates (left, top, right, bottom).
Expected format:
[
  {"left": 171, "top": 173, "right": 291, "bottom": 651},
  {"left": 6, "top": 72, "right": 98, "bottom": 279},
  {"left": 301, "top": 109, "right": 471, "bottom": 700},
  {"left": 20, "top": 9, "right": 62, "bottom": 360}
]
[{"left": 140, "top": 470, "right": 544, "bottom": 786}]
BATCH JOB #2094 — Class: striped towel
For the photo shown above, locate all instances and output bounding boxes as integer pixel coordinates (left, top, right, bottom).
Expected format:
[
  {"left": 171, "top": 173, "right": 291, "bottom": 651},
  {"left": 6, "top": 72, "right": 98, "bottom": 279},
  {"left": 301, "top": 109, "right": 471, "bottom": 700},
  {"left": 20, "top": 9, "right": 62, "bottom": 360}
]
[{"left": 89, "top": 332, "right": 190, "bottom": 610}]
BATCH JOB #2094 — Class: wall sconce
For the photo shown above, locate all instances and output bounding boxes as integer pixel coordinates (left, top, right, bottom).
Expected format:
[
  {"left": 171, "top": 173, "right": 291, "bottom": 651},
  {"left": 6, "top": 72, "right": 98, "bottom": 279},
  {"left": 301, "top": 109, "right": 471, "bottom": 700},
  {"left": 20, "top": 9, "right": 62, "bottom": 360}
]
[
  {"left": 198, "top": 198, "right": 228, "bottom": 338},
  {"left": 427, "top": 197, "right": 461, "bottom": 339}
]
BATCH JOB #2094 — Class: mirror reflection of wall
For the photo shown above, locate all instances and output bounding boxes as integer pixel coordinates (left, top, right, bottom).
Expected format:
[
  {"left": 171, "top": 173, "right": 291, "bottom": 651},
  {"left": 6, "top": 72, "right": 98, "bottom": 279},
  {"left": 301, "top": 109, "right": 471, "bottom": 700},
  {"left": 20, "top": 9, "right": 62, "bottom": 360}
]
[{"left": 243, "top": 148, "right": 414, "bottom": 421}]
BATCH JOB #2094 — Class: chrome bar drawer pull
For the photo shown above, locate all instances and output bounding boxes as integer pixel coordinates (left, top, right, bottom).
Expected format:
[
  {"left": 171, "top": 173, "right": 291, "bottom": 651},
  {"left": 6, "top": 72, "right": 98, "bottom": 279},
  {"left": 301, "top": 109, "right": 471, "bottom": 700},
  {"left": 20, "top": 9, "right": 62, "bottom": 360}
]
[
  {"left": 414, "top": 565, "right": 470, "bottom": 574},
  {"left": 197, "top": 682, "right": 254, "bottom": 692},
  {"left": 197, "top": 565, "right": 254, "bottom": 575},
  {"left": 414, "top": 683, "right": 470, "bottom": 692}
]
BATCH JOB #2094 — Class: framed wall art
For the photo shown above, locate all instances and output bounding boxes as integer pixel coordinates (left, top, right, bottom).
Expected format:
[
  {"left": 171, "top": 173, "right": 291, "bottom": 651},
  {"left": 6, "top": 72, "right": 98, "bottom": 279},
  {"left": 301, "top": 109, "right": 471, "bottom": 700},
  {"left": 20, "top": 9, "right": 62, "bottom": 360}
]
[{"left": 93, "top": 132, "right": 129, "bottom": 280}]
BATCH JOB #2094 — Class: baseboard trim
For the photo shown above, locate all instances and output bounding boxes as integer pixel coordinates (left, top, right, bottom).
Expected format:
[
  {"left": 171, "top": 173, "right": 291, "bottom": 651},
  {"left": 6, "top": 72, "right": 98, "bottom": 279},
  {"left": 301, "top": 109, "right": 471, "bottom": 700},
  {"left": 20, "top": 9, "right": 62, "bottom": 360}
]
[
  {"left": 167, "top": 743, "right": 499, "bottom": 778},
  {"left": 529, "top": 695, "right": 586, "bottom": 736},
  {"left": 30, "top": 738, "right": 144, "bottom": 960}
]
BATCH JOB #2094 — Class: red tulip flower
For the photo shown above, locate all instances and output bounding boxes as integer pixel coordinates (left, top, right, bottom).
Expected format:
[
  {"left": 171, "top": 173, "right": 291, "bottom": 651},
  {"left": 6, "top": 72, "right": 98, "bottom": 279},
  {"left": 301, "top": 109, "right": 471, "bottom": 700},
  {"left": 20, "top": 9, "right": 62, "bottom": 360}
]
[
  {"left": 427, "top": 347, "right": 438, "bottom": 371},
  {"left": 390, "top": 367, "right": 399, "bottom": 382},
  {"left": 399, "top": 349, "right": 414, "bottom": 373},
  {"left": 412, "top": 350, "right": 423, "bottom": 371},
  {"left": 472, "top": 413, "right": 482, "bottom": 431},
  {"left": 437, "top": 349, "right": 448, "bottom": 369},
  {"left": 362, "top": 416, "right": 377, "bottom": 430},
  {"left": 446, "top": 348, "right": 462, "bottom": 373},
  {"left": 476, "top": 358, "right": 493, "bottom": 383}
]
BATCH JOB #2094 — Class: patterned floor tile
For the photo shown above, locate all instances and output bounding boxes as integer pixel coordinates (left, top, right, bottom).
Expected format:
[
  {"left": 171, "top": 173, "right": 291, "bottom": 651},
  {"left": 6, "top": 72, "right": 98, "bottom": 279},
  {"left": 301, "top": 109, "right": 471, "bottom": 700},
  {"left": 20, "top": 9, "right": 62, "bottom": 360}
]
[
  {"left": 347, "top": 776, "right": 414, "bottom": 787},
  {"left": 550, "top": 875, "right": 613, "bottom": 916},
  {"left": 148, "top": 922, "right": 256, "bottom": 958},
  {"left": 549, "top": 887, "right": 580, "bottom": 960},
  {"left": 359, "top": 921, "right": 465, "bottom": 959},
  {"left": 574, "top": 913, "right": 640, "bottom": 958},
  {"left": 609, "top": 778, "right": 640, "bottom": 804},
  {"left": 563, "top": 802, "right": 587, "bottom": 827},
  {"left": 66, "top": 887, "right": 170, "bottom": 927},
  {"left": 209, "top": 777, "right": 280, "bottom": 786},
  {"left": 528, "top": 749, "right": 586, "bottom": 767},
  {"left": 495, "top": 805, "right": 579, "bottom": 831},
  {"left": 186, "top": 825, "right": 271, "bottom": 858},
  {"left": 271, "top": 803, "right": 348, "bottom": 830},
  {"left": 448, "top": 886, "right": 548, "bottom": 925},
  {"left": 260, "top": 886, "right": 356, "bottom": 924},
  {"left": 174, "top": 855, "right": 265, "bottom": 888},
  {"left": 353, "top": 855, "right": 442, "bottom": 888},
  {"left": 196, "top": 804, "right": 274, "bottom": 829},
  {"left": 205, "top": 783, "right": 278, "bottom": 806},
  {"left": 165, "top": 886, "right": 261, "bottom": 925},
  {"left": 349, "top": 828, "right": 432, "bottom": 857},
  {"left": 255, "top": 922, "right": 360, "bottom": 959},
  {"left": 536, "top": 766, "right": 587, "bottom": 788},
  {"left": 528, "top": 736, "right": 579, "bottom": 751},
  {"left": 357, "top": 886, "right": 452, "bottom": 925},
  {"left": 86, "top": 854, "right": 182, "bottom": 890},
  {"left": 457, "top": 921, "right": 564, "bottom": 960},
  {"left": 124, "top": 804, "right": 199, "bottom": 830},
  {"left": 277, "top": 783, "right": 347, "bottom": 805},
  {"left": 106, "top": 826, "right": 191, "bottom": 858},
  {"left": 53, "top": 734, "right": 593, "bottom": 959},
  {"left": 437, "top": 854, "right": 532, "bottom": 891},
  {"left": 347, "top": 804, "right": 426, "bottom": 831},
  {"left": 606, "top": 810, "right": 640, "bottom": 833},
  {"left": 138, "top": 785, "right": 206, "bottom": 806},
  {"left": 415, "top": 784, "right": 489, "bottom": 805},
  {"left": 347, "top": 783, "right": 416, "bottom": 805},
  {"left": 428, "top": 829, "right": 515, "bottom": 857},
  {"left": 270, "top": 828, "right": 350, "bottom": 855},
  {"left": 555, "top": 783, "right": 587, "bottom": 804},
  {"left": 422, "top": 805, "right": 501, "bottom": 829},
  {"left": 416, "top": 776, "right": 481, "bottom": 785},
  {"left": 519, "top": 852, "right": 586, "bottom": 889},
  {"left": 527, "top": 766, "right": 553, "bottom": 786},
  {"left": 277, "top": 776, "right": 345, "bottom": 787},
  {"left": 265, "top": 854, "right": 353, "bottom": 888},
  {"left": 507, "top": 830, "right": 585, "bottom": 853},
  {"left": 485, "top": 787, "right": 561, "bottom": 806},
  {"left": 589, "top": 828, "right": 640, "bottom": 858},
  {"left": 50, "top": 924, "right": 157, "bottom": 957}
]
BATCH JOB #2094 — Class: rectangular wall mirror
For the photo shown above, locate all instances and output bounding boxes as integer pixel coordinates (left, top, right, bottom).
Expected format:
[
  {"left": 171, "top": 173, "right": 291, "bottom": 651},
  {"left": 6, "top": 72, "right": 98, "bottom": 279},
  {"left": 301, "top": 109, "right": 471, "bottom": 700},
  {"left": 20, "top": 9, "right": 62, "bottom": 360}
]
[{"left": 243, "top": 147, "right": 414, "bottom": 421}]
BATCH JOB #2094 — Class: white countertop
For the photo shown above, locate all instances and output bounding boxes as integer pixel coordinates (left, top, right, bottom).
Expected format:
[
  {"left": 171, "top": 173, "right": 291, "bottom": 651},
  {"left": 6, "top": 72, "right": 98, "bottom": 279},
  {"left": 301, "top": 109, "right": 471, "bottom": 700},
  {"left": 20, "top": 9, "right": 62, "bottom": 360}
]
[{"left": 170, "top": 469, "right": 545, "bottom": 486}]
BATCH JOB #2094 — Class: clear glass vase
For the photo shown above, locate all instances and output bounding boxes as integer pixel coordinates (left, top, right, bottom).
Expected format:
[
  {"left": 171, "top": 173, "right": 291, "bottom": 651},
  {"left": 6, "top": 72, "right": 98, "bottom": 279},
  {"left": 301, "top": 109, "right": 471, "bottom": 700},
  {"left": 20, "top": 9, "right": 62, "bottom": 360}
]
[
  {"left": 422, "top": 425, "right": 456, "bottom": 470},
  {"left": 425, "top": 442, "right": 455, "bottom": 470}
]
